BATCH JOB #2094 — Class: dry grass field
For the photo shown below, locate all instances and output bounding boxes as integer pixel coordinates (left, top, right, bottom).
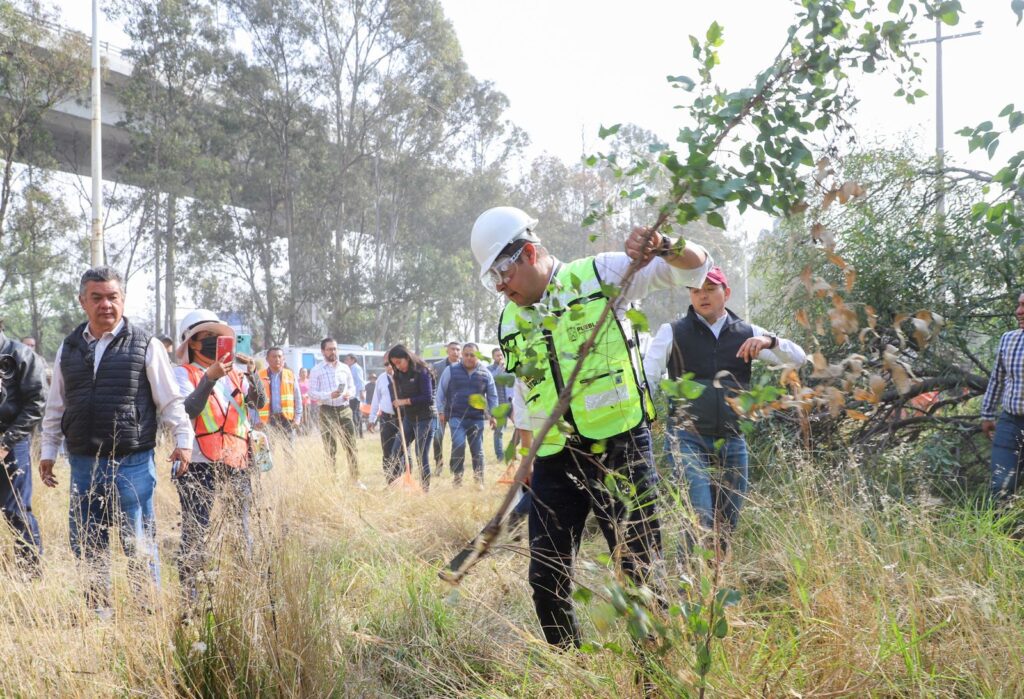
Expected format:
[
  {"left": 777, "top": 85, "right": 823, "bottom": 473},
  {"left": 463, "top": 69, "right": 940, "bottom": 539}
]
[{"left": 0, "top": 427, "right": 1021, "bottom": 697}]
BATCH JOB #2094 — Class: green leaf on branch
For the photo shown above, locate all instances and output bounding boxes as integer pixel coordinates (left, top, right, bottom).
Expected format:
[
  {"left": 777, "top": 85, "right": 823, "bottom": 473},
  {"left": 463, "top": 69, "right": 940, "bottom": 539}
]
[
  {"left": 626, "top": 308, "right": 649, "bottom": 333},
  {"left": 706, "top": 21, "right": 724, "bottom": 46},
  {"left": 598, "top": 123, "right": 621, "bottom": 139},
  {"left": 707, "top": 211, "right": 726, "bottom": 229},
  {"left": 667, "top": 74, "right": 695, "bottom": 91},
  {"left": 468, "top": 394, "right": 486, "bottom": 410}
]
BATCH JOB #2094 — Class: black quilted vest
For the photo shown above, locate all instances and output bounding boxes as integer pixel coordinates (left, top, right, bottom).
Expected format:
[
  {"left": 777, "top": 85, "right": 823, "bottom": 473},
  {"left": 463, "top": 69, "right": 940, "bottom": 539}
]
[
  {"left": 60, "top": 320, "right": 158, "bottom": 457},
  {"left": 666, "top": 307, "right": 753, "bottom": 437}
]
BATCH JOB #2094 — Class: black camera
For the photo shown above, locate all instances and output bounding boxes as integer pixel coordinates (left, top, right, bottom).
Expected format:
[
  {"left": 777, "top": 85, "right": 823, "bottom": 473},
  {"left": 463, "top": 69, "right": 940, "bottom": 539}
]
[
  {"left": 0, "top": 354, "right": 14, "bottom": 403},
  {"left": 0, "top": 354, "right": 14, "bottom": 382}
]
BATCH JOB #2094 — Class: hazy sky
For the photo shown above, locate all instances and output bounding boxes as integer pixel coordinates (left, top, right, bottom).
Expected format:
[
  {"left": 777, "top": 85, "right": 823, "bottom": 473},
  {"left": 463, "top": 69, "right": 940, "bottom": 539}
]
[
  {"left": 440, "top": 0, "right": 1022, "bottom": 168},
  {"left": 62, "top": 0, "right": 1022, "bottom": 169}
]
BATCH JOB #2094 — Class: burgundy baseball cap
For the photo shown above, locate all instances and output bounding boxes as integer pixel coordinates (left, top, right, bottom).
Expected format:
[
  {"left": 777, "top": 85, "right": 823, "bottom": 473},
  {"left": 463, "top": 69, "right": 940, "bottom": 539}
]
[{"left": 695, "top": 266, "right": 728, "bottom": 289}]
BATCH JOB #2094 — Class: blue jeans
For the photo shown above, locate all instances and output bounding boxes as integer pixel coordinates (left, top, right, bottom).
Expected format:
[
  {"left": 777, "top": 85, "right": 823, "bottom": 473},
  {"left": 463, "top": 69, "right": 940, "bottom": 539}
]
[
  {"left": 68, "top": 449, "right": 160, "bottom": 608},
  {"left": 449, "top": 416, "right": 485, "bottom": 485},
  {"left": 667, "top": 429, "right": 749, "bottom": 532},
  {"left": 0, "top": 439, "right": 42, "bottom": 572},
  {"left": 492, "top": 416, "right": 506, "bottom": 462},
  {"left": 991, "top": 411, "right": 1024, "bottom": 500}
]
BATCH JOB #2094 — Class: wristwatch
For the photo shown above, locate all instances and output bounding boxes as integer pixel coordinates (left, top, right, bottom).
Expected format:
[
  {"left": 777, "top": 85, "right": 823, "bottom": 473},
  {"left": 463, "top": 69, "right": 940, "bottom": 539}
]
[
  {"left": 655, "top": 235, "right": 676, "bottom": 258},
  {"left": 765, "top": 335, "right": 778, "bottom": 349}
]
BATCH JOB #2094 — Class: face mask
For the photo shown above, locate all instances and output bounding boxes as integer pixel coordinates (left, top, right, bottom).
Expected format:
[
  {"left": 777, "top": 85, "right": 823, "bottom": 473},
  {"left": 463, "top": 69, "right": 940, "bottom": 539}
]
[{"left": 199, "top": 335, "right": 219, "bottom": 361}]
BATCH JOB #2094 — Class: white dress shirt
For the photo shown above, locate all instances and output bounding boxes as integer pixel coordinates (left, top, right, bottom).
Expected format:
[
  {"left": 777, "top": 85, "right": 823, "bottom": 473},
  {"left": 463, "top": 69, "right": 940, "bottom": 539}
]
[
  {"left": 40, "top": 319, "right": 194, "bottom": 461},
  {"left": 369, "top": 373, "right": 395, "bottom": 423},
  {"left": 309, "top": 360, "right": 355, "bottom": 407},
  {"left": 511, "top": 247, "right": 712, "bottom": 430},
  {"left": 642, "top": 314, "right": 808, "bottom": 390}
]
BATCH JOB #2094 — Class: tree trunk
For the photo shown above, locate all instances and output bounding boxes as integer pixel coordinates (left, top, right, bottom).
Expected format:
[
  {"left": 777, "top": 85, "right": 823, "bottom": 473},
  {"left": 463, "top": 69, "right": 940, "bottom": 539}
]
[
  {"left": 154, "top": 225, "right": 162, "bottom": 335},
  {"left": 163, "top": 194, "right": 177, "bottom": 337}
]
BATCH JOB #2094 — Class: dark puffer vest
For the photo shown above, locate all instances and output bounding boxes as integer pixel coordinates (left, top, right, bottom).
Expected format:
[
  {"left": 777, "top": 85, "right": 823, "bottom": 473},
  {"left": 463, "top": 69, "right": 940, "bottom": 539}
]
[
  {"left": 666, "top": 307, "right": 753, "bottom": 437},
  {"left": 60, "top": 320, "right": 158, "bottom": 457},
  {"left": 443, "top": 364, "right": 491, "bottom": 420}
]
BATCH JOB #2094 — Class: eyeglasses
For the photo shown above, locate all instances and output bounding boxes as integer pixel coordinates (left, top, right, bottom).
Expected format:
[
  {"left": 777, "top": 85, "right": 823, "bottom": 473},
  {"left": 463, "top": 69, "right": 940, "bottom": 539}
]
[{"left": 486, "top": 246, "right": 525, "bottom": 288}]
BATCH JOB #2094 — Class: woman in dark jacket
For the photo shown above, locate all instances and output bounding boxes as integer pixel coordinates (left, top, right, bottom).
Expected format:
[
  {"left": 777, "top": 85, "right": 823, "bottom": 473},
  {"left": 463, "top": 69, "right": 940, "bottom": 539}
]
[{"left": 387, "top": 344, "right": 435, "bottom": 490}]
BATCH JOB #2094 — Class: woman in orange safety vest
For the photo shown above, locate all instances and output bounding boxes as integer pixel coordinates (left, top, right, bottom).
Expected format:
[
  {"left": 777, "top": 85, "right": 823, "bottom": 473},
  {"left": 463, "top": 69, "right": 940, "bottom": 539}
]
[{"left": 172, "top": 310, "right": 267, "bottom": 604}]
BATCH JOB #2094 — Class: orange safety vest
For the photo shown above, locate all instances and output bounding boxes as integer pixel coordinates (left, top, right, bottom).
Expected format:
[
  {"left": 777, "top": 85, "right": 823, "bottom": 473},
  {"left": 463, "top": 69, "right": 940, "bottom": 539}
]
[
  {"left": 183, "top": 363, "right": 251, "bottom": 469},
  {"left": 258, "top": 367, "right": 296, "bottom": 423}
]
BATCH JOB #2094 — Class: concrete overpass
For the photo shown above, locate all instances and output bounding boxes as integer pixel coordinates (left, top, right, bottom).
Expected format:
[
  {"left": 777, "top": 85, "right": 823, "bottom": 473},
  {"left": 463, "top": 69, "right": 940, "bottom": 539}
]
[{"left": 25, "top": 13, "right": 134, "bottom": 184}]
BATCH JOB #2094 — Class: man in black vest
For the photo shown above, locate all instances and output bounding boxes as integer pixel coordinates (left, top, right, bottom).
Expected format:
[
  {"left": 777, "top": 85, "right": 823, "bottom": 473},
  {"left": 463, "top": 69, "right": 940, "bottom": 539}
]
[
  {"left": 644, "top": 266, "right": 806, "bottom": 551},
  {"left": 0, "top": 325, "right": 46, "bottom": 576},
  {"left": 39, "top": 267, "right": 193, "bottom": 615},
  {"left": 435, "top": 342, "right": 498, "bottom": 487}
]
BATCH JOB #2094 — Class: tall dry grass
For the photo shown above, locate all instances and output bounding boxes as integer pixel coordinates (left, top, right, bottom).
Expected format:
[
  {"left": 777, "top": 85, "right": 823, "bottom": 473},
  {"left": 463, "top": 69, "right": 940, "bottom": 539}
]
[{"left": 0, "top": 428, "right": 1021, "bottom": 697}]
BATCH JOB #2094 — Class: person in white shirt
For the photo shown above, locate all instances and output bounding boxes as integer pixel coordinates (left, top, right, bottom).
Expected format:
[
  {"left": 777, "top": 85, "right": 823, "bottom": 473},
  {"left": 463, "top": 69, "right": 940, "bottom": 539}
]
[
  {"left": 643, "top": 266, "right": 806, "bottom": 552},
  {"left": 471, "top": 205, "right": 711, "bottom": 649},
  {"left": 369, "top": 361, "right": 402, "bottom": 482},
  {"left": 38, "top": 266, "right": 193, "bottom": 613},
  {"left": 309, "top": 337, "right": 360, "bottom": 482}
]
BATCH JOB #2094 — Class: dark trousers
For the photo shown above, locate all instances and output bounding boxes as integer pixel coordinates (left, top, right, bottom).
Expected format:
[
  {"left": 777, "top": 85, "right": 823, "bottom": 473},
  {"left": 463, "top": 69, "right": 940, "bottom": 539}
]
[
  {"left": 268, "top": 414, "right": 297, "bottom": 442},
  {"left": 174, "top": 461, "right": 253, "bottom": 601},
  {"left": 432, "top": 414, "right": 448, "bottom": 472},
  {"left": 0, "top": 439, "right": 42, "bottom": 573},
  {"left": 320, "top": 404, "right": 359, "bottom": 477},
  {"left": 393, "top": 414, "right": 434, "bottom": 489},
  {"left": 349, "top": 397, "right": 364, "bottom": 437},
  {"left": 379, "top": 413, "right": 402, "bottom": 482},
  {"left": 528, "top": 427, "right": 661, "bottom": 649}
]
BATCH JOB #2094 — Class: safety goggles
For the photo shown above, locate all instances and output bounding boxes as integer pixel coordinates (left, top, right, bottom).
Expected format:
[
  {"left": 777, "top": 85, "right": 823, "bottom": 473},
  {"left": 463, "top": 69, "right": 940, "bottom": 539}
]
[{"left": 485, "top": 245, "right": 525, "bottom": 288}]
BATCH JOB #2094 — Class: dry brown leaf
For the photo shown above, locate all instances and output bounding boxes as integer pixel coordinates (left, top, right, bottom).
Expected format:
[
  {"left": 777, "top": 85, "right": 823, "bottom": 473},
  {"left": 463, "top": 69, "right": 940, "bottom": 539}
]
[
  {"left": 845, "top": 267, "right": 857, "bottom": 292},
  {"left": 869, "top": 373, "right": 886, "bottom": 400},
  {"left": 846, "top": 409, "right": 870, "bottom": 421},
  {"left": 865, "top": 305, "right": 878, "bottom": 330},
  {"left": 822, "top": 189, "right": 838, "bottom": 209},
  {"left": 853, "top": 388, "right": 879, "bottom": 404},
  {"left": 795, "top": 308, "right": 811, "bottom": 329},
  {"left": 826, "top": 251, "right": 847, "bottom": 269},
  {"left": 790, "top": 201, "right": 810, "bottom": 215}
]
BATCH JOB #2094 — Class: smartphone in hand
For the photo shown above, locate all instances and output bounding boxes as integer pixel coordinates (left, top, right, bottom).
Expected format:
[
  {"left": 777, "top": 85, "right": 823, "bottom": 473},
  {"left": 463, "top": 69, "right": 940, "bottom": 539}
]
[
  {"left": 171, "top": 460, "right": 182, "bottom": 479},
  {"left": 216, "top": 335, "right": 235, "bottom": 363}
]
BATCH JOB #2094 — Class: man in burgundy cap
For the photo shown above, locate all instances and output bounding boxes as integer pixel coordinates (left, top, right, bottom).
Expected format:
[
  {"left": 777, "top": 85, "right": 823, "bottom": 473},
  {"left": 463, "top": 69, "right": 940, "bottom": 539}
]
[{"left": 643, "top": 266, "right": 806, "bottom": 556}]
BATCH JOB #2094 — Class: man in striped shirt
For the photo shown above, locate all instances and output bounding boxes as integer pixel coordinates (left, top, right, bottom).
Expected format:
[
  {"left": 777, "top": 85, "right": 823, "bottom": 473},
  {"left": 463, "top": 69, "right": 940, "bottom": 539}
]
[
  {"left": 310, "top": 338, "right": 360, "bottom": 483},
  {"left": 981, "top": 292, "right": 1024, "bottom": 500}
]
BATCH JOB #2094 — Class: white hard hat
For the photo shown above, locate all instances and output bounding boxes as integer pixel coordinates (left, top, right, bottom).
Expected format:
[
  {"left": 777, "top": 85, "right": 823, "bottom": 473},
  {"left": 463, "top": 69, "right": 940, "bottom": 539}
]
[
  {"left": 176, "top": 309, "right": 234, "bottom": 362},
  {"left": 470, "top": 206, "right": 539, "bottom": 288}
]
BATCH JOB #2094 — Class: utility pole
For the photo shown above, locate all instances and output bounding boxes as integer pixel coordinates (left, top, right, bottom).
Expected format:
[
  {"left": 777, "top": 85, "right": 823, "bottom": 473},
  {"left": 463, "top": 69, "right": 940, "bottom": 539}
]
[
  {"left": 89, "top": 0, "right": 105, "bottom": 266},
  {"left": 907, "top": 19, "right": 983, "bottom": 220}
]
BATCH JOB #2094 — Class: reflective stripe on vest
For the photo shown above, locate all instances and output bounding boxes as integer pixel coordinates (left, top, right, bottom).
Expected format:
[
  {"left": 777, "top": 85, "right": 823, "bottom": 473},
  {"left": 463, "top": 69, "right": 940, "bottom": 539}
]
[
  {"left": 498, "top": 257, "right": 652, "bottom": 457},
  {"left": 183, "top": 363, "right": 251, "bottom": 469},
  {"left": 258, "top": 368, "right": 296, "bottom": 422}
]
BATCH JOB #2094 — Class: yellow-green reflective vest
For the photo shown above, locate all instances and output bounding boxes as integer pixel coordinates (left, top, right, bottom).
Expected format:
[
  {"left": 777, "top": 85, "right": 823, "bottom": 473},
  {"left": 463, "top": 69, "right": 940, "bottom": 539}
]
[{"left": 498, "top": 257, "right": 653, "bottom": 457}]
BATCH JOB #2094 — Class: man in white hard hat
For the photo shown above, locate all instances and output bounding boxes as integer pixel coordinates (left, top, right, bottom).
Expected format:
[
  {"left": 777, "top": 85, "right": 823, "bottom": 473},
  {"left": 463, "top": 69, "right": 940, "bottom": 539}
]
[
  {"left": 472, "top": 205, "right": 711, "bottom": 649},
  {"left": 173, "top": 310, "right": 266, "bottom": 603}
]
